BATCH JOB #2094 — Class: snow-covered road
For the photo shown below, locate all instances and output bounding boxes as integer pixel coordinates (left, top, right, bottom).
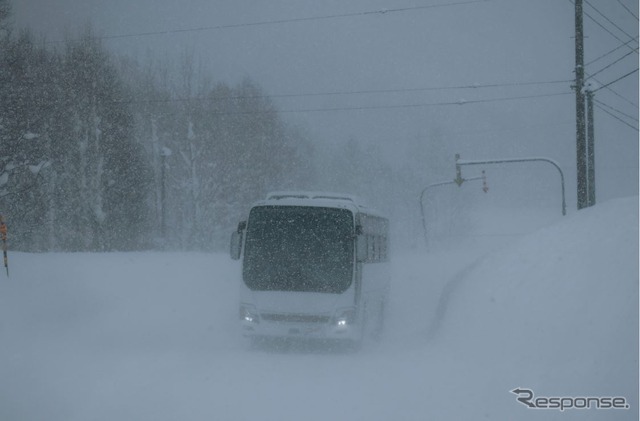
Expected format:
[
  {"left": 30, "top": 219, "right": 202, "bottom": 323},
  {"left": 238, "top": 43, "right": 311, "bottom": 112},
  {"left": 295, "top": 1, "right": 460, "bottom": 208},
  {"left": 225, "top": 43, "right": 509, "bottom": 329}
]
[{"left": 1, "top": 197, "right": 637, "bottom": 420}]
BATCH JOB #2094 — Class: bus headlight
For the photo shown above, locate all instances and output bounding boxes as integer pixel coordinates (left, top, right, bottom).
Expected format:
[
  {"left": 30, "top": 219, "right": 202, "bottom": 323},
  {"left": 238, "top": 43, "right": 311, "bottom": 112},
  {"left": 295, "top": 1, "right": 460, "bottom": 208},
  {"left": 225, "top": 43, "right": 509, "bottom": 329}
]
[
  {"left": 240, "top": 304, "right": 259, "bottom": 324},
  {"left": 333, "top": 308, "right": 355, "bottom": 328}
]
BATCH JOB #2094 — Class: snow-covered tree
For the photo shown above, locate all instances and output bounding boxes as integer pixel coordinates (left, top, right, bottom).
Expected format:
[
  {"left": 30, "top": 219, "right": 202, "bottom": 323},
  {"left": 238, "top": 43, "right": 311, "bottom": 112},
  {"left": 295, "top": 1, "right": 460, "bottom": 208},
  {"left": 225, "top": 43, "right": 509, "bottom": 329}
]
[{"left": 59, "top": 28, "right": 150, "bottom": 250}]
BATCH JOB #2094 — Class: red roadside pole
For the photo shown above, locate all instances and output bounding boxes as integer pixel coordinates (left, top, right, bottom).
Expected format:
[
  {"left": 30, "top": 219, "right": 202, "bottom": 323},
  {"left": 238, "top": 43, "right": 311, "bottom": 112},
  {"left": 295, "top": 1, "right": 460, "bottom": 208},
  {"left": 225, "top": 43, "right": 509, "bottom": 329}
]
[{"left": 0, "top": 215, "right": 8, "bottom": 276}]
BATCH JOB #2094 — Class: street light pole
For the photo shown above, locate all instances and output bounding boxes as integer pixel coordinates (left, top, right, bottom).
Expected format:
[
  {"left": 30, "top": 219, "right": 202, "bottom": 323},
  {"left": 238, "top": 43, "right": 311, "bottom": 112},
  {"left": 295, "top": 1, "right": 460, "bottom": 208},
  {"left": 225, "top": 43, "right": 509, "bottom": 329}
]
[
  {"left": 420, "top": 174, "right": 484, "bottom": 249},
  {"left": 455, "top": 155, "right": 567, "bottom": 216}
]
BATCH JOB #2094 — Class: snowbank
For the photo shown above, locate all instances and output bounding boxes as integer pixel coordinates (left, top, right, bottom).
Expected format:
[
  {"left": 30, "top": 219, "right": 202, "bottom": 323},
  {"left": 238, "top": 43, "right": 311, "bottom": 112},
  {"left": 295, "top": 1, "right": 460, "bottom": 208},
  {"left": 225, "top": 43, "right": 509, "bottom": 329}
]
[
  {"left": 430, "top": 196, "right": 639, "bottom": 419},
  {"left": 0, "top": 197, "right": 637, "bottom": 420}
]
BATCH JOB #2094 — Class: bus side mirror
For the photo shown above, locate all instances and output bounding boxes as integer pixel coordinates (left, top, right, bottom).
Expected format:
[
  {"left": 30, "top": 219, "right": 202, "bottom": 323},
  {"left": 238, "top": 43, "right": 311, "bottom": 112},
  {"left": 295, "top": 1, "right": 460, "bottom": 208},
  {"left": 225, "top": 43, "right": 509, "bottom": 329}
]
[
  {"left": 230, "top": 221, "right": 246, "bottom": 260},
  {"left": 356, "top": 234, "right": 368, "bottom": 262},
  {"left": 230, "top": 231, "right": 242, "bottom": 260}
]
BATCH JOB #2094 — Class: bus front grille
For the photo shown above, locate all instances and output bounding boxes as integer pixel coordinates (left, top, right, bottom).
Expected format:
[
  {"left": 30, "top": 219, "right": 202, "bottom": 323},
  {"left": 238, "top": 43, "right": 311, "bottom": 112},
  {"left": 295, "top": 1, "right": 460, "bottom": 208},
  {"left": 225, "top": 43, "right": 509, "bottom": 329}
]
[{"left": 260, "top": 313, "right": 331, "bottom": 324}]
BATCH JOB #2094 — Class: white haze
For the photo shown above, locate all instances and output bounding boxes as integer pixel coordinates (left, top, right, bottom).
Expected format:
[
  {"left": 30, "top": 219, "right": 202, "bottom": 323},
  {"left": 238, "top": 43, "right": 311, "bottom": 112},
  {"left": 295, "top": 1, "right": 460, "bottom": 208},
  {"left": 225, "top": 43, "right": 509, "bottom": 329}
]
[
  {"left": 0, "top": 197, "right": 637, "bottom": 420},
  {"left": 6, "top": 1, "right": 639, "bottom": 419},
  {"left": 14, "top": 0, "right": 639, "bottom": 211}
]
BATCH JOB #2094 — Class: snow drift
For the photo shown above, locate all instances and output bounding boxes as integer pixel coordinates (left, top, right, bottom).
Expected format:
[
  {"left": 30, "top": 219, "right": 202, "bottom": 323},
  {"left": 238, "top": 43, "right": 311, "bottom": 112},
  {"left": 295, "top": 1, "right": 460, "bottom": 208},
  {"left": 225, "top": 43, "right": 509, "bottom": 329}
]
[{"left": 0, "top": 197, "right": 637, "bottom": 420}]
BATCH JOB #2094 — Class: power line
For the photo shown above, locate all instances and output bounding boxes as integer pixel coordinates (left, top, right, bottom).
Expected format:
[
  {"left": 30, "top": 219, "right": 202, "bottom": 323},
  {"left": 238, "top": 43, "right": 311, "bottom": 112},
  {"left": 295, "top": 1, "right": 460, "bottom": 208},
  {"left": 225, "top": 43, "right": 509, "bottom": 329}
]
[
  {"left": 115, "top": 88, "right": 572, "bottom": 111},
  {"left": 168, "top": 91, "right": 573, "bottom": 114},
  {"left": 587, "top": 49, "right": 636, "bottom": 79},
  {"left": 584, "top": 0, "right": 637, "bottom": 43},
  {"left": 592, "top": 67, "right": 639, "bottom": 92},
  {"left": 585, "top": 36, "right": 638, "bottom": 66},
  {"left": 16, "top": 68, "right": 569, "bottom": 98},
  {"left": 104, "top": 78, "right": 572, "bottom": 104},
  {"left": 60, "top": 0, "right": 487, "bottom": 44},
  {"left": 595, "top": 104, "right": 639, "bottom": 131},
  {"left": 585, "top": 70, "right": 638, "bottom": 107},
  {"left": 594, "top": 98, "right": 639, "bottom": 122},
  {"left": 617, "top": 0, "right": 638, "bottom": 21},
  {"left": 584, "top": 9, "right": 638, "bottom": 52},
  {"left": 256, "top": 79, "right": 573, "bottom": 100},
  {"left": 569, "top": 0, "right": 639, "bottom": 53},
  {"left": 277, "top": 91, "right": 573, "bottom": 113}
]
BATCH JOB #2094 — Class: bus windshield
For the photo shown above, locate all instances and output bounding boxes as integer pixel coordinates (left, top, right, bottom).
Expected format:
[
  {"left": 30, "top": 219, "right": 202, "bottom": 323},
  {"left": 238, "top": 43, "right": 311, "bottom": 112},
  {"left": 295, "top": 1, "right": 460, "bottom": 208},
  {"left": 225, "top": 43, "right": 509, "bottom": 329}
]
[{"left": 243, "top": 206, "right": 354, "bottom": 293}]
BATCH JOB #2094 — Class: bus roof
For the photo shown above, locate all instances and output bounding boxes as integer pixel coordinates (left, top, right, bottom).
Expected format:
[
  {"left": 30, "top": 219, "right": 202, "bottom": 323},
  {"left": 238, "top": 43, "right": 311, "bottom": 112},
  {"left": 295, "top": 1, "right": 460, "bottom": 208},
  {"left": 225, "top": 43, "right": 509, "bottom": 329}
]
[{"left": 254, "top": 191, "right": 383, "bottom": 217}]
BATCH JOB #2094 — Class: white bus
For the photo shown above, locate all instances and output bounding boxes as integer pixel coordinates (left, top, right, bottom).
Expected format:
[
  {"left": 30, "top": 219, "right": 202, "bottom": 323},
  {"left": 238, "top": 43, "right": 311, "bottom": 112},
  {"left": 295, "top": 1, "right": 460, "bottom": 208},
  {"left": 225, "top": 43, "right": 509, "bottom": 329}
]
[{"left": 230, "top": 192, "right": 390, "bottom": 346}]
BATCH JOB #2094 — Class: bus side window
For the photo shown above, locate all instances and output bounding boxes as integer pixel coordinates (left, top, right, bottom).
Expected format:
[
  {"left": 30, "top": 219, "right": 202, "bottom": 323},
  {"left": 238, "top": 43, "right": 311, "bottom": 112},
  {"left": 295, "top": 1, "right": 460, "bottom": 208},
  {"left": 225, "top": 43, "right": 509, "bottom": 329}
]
[
  {"left": 356, "top": 234, "right": 368, "bottom": 262},
  {"left": 356, "top": 214, "right": 389, "bottom": 263},
  {"left": 370, "top": 234, "right": 375, "bottom": 261},
  {"left": 381, "top": 236, "right": 387, "bottom": 260}
]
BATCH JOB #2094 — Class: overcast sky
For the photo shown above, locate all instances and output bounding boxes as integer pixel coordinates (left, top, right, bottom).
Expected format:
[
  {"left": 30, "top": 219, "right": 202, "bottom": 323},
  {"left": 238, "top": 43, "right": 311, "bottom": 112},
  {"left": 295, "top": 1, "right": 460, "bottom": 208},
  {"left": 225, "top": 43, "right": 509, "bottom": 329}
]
[{"left": 12, "top": 0, "right": 639, "bottom": 204}]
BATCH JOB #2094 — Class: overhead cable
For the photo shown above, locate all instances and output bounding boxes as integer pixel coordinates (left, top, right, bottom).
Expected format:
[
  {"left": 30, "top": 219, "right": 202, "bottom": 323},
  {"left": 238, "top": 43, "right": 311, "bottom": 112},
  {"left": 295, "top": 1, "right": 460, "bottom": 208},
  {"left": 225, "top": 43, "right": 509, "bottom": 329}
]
[
  {"left": 592, "top": 68, "right": 639, "bottom": 92},
  {"left": 568, "top": 0, "right": 639, "bottom": 53},
  {"left": 595, "top": 104, "right": 639, "bottom": 131},
  {"left": 616, "top": 0, "right": 638, "bottom": 21},
  {"left": 587, "top": 50, "right": 637, "bottom": 79},
  {"left": 585, "top": 36, "right": 639, "bottom": 66},
  {"left": 585, "top": 71, "right": 638, "bottom": 108},
  {"left": 256, "top": 79, "right": 573, "bottom": 100},
  {"left": 585, "top": 0, "right": 638, "bottom": 43},
  {"left": 150, "top": 91, "right": 574, "bottom": 114},
  {"left": 74, "top": 0, "right": 487, "bottom": 43},
  {"left": 594, "top": 98, "right": 639, "bottom": 122}
]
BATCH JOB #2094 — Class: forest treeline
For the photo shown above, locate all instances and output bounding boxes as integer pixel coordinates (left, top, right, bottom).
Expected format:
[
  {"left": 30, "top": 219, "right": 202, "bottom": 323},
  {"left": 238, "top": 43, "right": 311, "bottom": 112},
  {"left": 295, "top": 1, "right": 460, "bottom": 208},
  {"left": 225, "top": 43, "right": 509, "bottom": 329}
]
[
  {"left": 0, "top": 0, "right": 442, "bottom": 252},
  {"left": 0, "top": 7, "right": 316, "bottom": 251}
]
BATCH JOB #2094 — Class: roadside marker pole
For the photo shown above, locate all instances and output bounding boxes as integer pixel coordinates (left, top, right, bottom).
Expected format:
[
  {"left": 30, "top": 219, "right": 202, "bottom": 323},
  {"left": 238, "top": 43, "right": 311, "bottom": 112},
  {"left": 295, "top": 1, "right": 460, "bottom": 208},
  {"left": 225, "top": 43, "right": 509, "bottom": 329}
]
[{"left": 0, "top": 215, "right": 8, "bottom": 277}]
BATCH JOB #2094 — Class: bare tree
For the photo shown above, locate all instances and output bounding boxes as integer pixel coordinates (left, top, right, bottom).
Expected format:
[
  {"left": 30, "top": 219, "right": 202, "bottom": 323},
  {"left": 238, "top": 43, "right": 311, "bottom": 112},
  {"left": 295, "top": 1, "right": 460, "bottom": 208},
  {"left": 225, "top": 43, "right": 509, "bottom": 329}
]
[{"left": 0, "top": 0, "right": 11, "bottom": 35}]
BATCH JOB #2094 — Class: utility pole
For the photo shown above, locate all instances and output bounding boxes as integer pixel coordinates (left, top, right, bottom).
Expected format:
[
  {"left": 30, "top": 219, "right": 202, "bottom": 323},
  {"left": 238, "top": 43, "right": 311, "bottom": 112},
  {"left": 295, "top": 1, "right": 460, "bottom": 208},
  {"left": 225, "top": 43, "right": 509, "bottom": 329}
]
[
  {"left": 574, "top": 0, "right": 588, "bottom": 209},
  {"left": 586, "top": 89, "right": 596, "bottom": 206}
]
